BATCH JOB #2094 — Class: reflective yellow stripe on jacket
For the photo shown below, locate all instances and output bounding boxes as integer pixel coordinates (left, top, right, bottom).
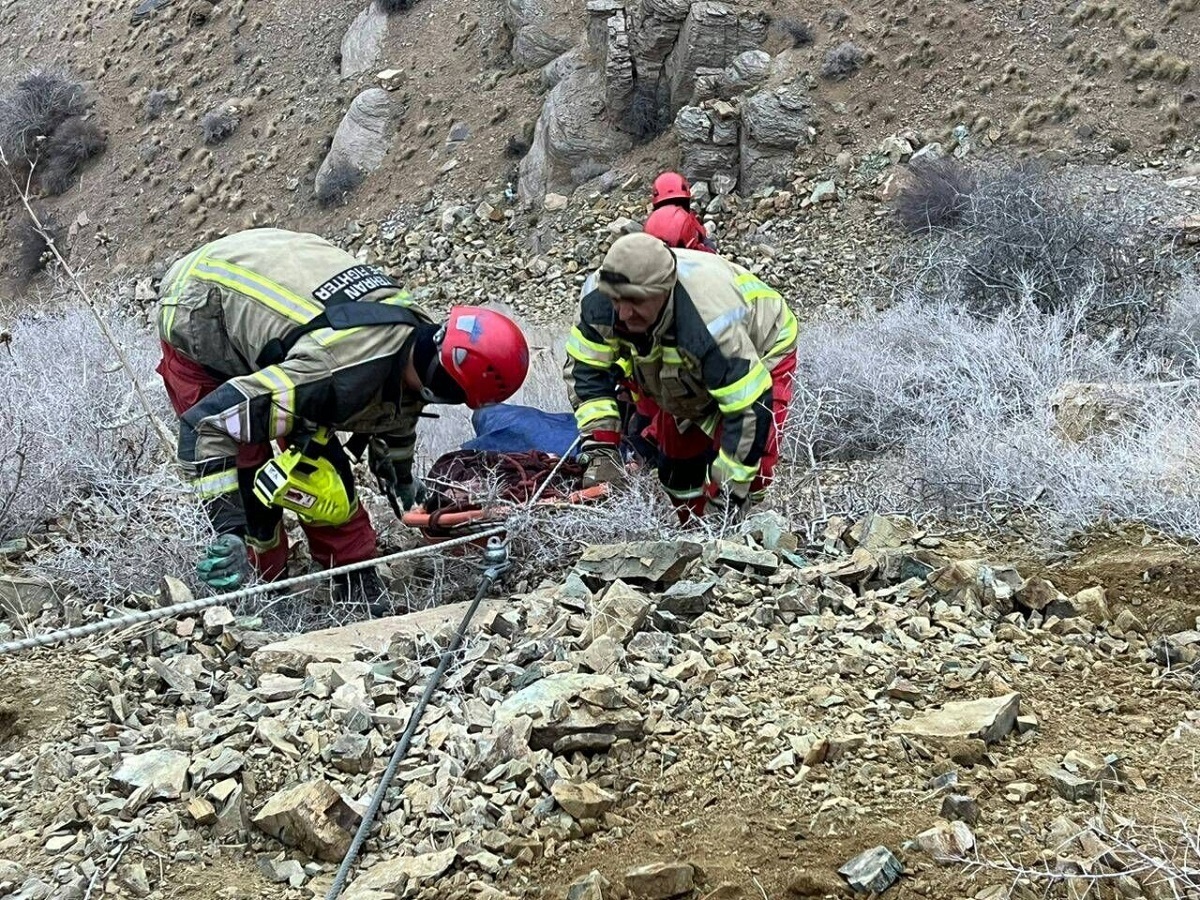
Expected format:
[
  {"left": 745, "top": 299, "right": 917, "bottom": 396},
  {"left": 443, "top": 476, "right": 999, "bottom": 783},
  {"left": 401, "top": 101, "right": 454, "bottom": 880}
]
[
  {"left": 159, "top": 247, "right": 207, "bottom": 341},
  {"left": 250, "top": 365, "right": 296, "bottom": 437},
  {"left": 575, "top": 397, "right": 621, "bottom": 430},
  {"left": 712, "top": 448, "right": 759, "bottom": 486},
  {"left": 191, "top": 470, "right": 239, "bottom": 499},
  {"left": 709, "top": 361, "right": 771, "bottom": 414},
  {"left": 566, "top": 327, "right": 617, "bottom": 368},
  {"left": 191, "top": 257, "right": 323, "bottom": 323}
]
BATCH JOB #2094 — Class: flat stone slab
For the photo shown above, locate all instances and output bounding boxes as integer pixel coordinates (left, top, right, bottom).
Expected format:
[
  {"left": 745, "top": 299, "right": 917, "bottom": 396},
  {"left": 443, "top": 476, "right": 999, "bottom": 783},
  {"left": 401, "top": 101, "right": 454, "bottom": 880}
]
[
  {"left": 252, "top": 600, "right": 503, "bottom": 673},
  {"left": 893, "top": 692, "right": 1021, "bottom": 745}
]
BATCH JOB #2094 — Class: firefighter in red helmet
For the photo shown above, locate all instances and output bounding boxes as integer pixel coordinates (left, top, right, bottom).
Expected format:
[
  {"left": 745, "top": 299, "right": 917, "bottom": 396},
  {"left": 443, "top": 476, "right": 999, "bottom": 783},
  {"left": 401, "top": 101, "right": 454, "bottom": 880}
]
[
  {"left": 155, "top": 228, "right": 529, "bottom": 600},
  {"left": 647, "top": 171, "right": 716, "bottom": 252},
  {"left": 644, "top": 204, "right": 715, "bottom": 253}
]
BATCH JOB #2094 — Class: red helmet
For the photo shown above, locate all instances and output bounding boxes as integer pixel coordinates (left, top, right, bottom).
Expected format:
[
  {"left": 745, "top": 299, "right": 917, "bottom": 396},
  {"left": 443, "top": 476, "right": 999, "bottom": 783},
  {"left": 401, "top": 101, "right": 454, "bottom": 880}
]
[
  {"left": 651, "top": 171, "right": 691, "bottom": 206},
  {"left": 440, "top": 306, "right": 529, "bottom": 409}
]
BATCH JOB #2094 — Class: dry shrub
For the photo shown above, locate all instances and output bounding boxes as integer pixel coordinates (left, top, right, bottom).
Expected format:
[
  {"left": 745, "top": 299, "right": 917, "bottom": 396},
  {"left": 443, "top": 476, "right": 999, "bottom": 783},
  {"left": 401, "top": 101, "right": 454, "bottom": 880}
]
[
  {"left": 891, "top": 157, "right": 978, "bottom": 234},
  {"left": 8, "top": 215, "right": 59, "bottom": 282},
  {"left": 778, "top": 292, "right": 1200, "bottom": 539},
  {"left": 144, "top": 89, "right": 170, "bottom": 121},
  {"left": 621, "top": 82, "right": 669, "bottom": 144},
  {"left": 200, "top": 105, "right": 239, "bottom": 144},
  {"left": 0, "top": 300, "right": 211, "bottom": 601},
  {"left": 775, "top": 18, "right": 814, "bottom": 47},
  {"left": 821, "top": 42, "right": 866, "bottom": 79},
  {"left": 0, "top": 70, "right": 87, "bottom": 165},
  {"left": 890, "top": 162, "right": 1170, "bottom": 340},
  {"left": 0, "top": 69, "right": 105, "bottom": 196},
  {"left": 39, "top": 117, "right": 106, "bottom": 196}
]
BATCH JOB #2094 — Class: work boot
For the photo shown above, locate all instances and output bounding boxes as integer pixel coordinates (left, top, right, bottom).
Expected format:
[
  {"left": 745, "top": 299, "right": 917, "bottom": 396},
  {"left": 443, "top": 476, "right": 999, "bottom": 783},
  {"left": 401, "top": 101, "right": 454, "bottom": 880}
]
[{"left": 331, "top": 568, "right": 391, "bottom": 616}]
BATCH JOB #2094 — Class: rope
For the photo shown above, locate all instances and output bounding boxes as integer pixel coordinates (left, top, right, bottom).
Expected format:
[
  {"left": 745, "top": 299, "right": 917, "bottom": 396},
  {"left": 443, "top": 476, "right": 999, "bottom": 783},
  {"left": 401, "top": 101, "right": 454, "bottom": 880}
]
[
  {"left": 0, "top": 526, "right": 504, "bottom": 656},
  {"left": 323, "top": 544, "right": 505, "bottom": 900},
  {"left": 323, "top": 435, "right": 582, "bottom": 900}
]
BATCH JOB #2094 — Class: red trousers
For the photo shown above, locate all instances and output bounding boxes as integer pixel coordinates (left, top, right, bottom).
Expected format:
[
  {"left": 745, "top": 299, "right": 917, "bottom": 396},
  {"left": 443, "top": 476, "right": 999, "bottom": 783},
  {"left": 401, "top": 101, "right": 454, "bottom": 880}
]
[
  {"left": 156, "top": 342, "right": 378, "bottom": 578},
  {"left": 638, "top": 351, "right": 796, "bottom": 519}
]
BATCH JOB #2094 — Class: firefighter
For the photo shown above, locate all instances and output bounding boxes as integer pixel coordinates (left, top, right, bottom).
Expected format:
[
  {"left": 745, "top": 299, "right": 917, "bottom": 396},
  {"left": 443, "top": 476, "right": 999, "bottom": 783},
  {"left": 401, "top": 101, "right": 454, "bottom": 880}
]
[
  {"left": 564, "top": 232, "right": 798, "bottom": 524},
  {"left": 647, "top": 171, "right": 716, "bottom": 252},
  {"left": 642, "top": 204, "right": 715, "bottom": 253},
  {"left": 155, "top": 227, "right": 529, "bottom": 600}
]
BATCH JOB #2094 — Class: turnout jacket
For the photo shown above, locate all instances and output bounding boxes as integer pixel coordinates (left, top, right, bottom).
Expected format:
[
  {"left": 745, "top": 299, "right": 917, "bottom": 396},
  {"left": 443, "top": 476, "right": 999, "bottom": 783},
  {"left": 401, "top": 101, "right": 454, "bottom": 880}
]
[
  {"left": 157, "top": 227, "right": 434, "bottom": 535},
  {"left": 564, "top": 249, "right": 798, "bottom": 494}
]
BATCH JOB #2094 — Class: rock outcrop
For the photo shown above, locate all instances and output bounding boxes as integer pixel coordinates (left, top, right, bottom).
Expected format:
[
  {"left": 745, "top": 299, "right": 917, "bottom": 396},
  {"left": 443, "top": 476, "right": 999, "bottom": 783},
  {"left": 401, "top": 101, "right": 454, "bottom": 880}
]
[{"left": 314, "top": 88, "right": 401, "bottom": 201}]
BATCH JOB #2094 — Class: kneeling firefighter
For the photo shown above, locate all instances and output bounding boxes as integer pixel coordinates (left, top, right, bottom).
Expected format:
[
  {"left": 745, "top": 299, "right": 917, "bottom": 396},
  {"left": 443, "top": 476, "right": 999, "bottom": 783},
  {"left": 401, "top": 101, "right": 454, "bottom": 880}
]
[
  {"left": 155, "top": 228, "right": 529, "bottom": 600},
  {"left": 564, "top": 232, "right": 798, "bottom": 524}
]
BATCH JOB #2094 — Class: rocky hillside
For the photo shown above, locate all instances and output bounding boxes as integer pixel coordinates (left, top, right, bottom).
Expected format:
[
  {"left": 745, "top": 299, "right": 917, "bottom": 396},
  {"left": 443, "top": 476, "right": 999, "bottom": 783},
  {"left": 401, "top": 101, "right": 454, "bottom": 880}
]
[
  {"left": 2, "top": 0, "right": 1200, "bottom": 287},
  {"left": 3, "top": 515, "right": 1199, "bottom": 900}
]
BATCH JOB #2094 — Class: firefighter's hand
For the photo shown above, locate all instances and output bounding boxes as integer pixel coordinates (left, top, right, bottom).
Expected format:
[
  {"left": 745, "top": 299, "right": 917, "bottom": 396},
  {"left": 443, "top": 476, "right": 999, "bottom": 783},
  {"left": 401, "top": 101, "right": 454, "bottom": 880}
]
[
  {"left": 579, "top": 440, "right": 626, "bottom": 489},
  {"left": 369, "top": 444, "right": 412, "bottom": 499},
  {"left": 396, "top": 476, "right": 427, "bottom": 511},
  {"left": 196, "top": 534, "right": 249, "bottom": 590},
  {"left": 705, "top": 483, "right": 751, "bottom": 526}
]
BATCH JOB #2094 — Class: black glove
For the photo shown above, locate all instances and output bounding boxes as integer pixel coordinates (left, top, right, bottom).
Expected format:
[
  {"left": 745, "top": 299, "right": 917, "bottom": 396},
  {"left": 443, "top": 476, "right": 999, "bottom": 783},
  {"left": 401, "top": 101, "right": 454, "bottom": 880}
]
[
  {"left": 369, "top": 442, "right": 426, "bottom": 512},
  {"left": 196, "top": 534, "right": 249, "bottom": 590},
  {"left": 578, "top": 439, "right": 627, "bottom": 489}
]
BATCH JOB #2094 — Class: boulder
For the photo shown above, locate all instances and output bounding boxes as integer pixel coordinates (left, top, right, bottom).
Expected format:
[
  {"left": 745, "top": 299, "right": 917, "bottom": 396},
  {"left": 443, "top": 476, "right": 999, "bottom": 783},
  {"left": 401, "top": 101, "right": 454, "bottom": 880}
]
[
  {"left": 628, "top": 0, "right": 691, "bottom": 84},
  {"left": 624, "top": 862, "right": 694, "bottom": 899},
  {"left": 742, "top": 80, "right": 812, "bottom": 149},
  {"left": 1050, "top": 381, "right": 1153, "bottom": 442},
  {"left": 506, "top": 0, "right": 578, "bottom": 70},
  {"left": 675, "top": 104, "right": 739, "bottom": 183},
  {"left": 493, "top": 673, "right": 643, "bottom": 751},
  {"left": 349, "top": 850, "right": 457, "bottom": 894},
  {"left": 314, "top": 88, "right": 401, "bottom": 200},
  {"left": 340, "top": 3, "right": 389, "bottom": 77},
  {"left": 664, "top": 2, "right": 769, "bottom": 113},
  {"left": 838, "top": 846, "right": 903, "bottom": 894},
  {"left": 518, "top": 65, "right": 633, "bottom": 203},
  {"left": 603, "top": 11, "right": 635, "bottom": 116},
  {"left": 0, "top": 576, "right": 58, "bottom": 622},
  {"left": 577, "top": 541, "right": 702, "bottom": 586},
  {"left": 252, "top": 599, "right": 502, "bottom": 673},
  {"left": 739, "top": 79, "right": 813, "bottom": 191},
  {"left": 580, "top": 581, "right": 651, "bottom": 647},
  {"left": 718, "top": 49, "right": 771, "bottom": 97},
  {"left": 252, "top": 779, "right": 361, "bottom": 862},
  {"left": 916, "top": 821, "right": 975, "bottom": 862},
  {"left": 551, "top": 780, "right": 618, "bottom": 819},
  {"left": 110, "top": 749, "right": 190, "bottom": 800},
  {"left": 568, "top": 871, "right": 613, "bottom": 900}
]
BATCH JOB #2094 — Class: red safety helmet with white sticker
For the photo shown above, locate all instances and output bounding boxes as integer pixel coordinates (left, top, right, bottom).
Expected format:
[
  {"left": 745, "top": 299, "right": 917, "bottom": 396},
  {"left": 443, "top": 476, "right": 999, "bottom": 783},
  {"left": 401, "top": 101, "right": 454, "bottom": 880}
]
[{"left": 439, "top": 306, "right": 530, "bottom": 409}]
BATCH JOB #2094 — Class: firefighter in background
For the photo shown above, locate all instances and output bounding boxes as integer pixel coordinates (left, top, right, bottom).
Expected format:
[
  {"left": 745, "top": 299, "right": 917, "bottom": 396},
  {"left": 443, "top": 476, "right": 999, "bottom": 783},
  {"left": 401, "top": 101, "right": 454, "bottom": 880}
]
[
  {"left": 564, "top": 233, "right": 798, "bottom": 524},
  {"left": 155, "top": 228, "right": 529, "bottom": 601},
  {"left": 644, "top": 171, "right": 716, "bottom": 253}
]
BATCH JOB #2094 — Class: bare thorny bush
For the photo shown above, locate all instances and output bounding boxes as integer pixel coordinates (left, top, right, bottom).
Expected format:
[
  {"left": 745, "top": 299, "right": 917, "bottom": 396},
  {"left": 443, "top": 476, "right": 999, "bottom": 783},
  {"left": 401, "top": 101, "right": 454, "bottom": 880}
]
[
  {"left": 0, "top": 298, "right": 213, "bottom": 603},
  {"left": 889, "top": 159, "right": 1175, "bottom": 342},
  {"left": 775, "top": 159, "right": 1200, "bottom": 544},
  {"left": 958, "top": 788, "right": 1200, "bottom": 900}
]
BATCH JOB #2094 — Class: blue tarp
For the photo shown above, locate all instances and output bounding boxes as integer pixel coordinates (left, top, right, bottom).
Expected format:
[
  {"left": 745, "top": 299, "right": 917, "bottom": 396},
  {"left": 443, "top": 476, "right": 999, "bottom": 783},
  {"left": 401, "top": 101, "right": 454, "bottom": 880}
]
[{"left": 464, "top": 404, "right": 581, "bottom": 457}]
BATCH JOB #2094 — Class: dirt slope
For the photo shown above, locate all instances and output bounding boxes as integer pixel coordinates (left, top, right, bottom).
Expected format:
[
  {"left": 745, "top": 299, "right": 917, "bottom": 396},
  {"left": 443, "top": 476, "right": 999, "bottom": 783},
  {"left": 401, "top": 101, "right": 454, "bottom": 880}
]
[{"left": 2, "top": 0, "right": 1199, "bottom": 291}]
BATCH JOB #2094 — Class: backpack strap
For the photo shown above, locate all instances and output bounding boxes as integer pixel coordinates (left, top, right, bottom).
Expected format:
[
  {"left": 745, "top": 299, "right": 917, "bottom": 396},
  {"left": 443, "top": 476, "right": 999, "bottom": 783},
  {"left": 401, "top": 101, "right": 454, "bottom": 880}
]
[{"left": 256, "top": 300, "right": 423, "bottom": 369}]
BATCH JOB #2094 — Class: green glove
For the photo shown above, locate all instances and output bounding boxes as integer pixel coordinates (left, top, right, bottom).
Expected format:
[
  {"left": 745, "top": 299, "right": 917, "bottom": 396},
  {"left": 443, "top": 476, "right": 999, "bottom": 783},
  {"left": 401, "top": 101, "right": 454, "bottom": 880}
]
[{"left": 196, "top": 534, "right": 249, "bottom": 590}]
